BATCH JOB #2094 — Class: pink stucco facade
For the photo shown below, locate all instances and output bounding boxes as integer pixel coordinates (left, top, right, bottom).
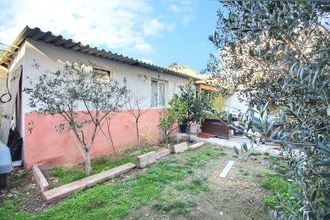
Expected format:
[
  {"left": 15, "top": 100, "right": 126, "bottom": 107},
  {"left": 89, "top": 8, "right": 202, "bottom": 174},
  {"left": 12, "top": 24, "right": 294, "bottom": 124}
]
[
  {"left": 2, "top": 36, "right": 189, "bottom": 169},
  {"left": 23, "top": 109, "right": 164, "bottom": 169}
]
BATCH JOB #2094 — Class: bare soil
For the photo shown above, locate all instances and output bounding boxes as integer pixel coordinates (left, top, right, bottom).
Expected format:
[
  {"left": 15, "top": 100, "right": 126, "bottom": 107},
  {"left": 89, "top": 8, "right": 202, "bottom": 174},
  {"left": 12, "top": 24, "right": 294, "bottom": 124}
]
[
  {"left": 0, "top": 169, "right": 50, "bottom": 212},
  {"left": 1, "top": 145, "right": 274, "bottom": 219},
  {"left": 125, "top": 148, "right": 273, "bottom": 220}
]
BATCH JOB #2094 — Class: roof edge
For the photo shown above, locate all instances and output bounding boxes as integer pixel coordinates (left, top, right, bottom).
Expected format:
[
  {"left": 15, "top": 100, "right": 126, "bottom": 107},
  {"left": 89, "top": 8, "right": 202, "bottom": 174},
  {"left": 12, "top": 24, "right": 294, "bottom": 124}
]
[{"left": 0, "top": 26, "right": 199, "bottom": 80}]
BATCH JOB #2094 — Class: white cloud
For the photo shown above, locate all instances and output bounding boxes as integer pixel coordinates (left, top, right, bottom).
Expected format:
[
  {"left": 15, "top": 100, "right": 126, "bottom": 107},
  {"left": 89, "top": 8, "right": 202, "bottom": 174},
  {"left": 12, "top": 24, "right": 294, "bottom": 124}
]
[
  {"left": 143, "top": 18, "right": 174, "bottom": 37},
  {"left": 169, "top": 0, "right": 195, "bottom": 25},
  {"left": 0, "top": 0, "right": 173, "bottom": 54},
  {"left": 170, "top": 4, "right": 181, "bottom": 13},
  {"left": 133, "top": 39, "right": 154, "bottom": 53}
]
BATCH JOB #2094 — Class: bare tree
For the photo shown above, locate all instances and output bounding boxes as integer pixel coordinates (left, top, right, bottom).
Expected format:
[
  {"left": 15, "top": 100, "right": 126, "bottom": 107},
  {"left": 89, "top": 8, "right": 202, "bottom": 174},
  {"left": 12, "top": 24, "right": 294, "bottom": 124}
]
[
  {"left": 125, "top": 95, "right": 151, "bottom": 151},
  {"left": 25, "top": 62, "right": 127, "bottom": 176}
]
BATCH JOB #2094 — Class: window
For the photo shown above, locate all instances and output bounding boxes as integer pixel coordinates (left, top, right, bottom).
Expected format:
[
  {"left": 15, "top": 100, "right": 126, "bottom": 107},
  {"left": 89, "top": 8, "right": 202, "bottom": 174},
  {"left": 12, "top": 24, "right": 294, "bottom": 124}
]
[
  {"left": 151, "top": 80, "right": 158, "bottom": 107},
  {"left": 159, "top": 81, "right": 165, "bottom": 106},
  {"left": 151, "top": 80, "right": 167, "bottom": 107},
  {"left": 93, "top": 67, "right": 113, "bottom": 82}
]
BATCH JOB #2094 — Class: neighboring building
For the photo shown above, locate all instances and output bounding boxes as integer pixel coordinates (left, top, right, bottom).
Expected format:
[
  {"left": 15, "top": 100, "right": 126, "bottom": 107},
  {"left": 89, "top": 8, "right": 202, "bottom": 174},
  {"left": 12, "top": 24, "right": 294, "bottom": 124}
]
[
  {"left": 223, "top": 92, "right": 248, "bottom": 118},
  {"left": 167, "top": 64, "right": 218, "bottom": 92},
  {"left": 0, "top": 26, "right": 197, "bottom": 169},
  {"left": 167, "top": 64, "right": 204, "bottom": 80}
]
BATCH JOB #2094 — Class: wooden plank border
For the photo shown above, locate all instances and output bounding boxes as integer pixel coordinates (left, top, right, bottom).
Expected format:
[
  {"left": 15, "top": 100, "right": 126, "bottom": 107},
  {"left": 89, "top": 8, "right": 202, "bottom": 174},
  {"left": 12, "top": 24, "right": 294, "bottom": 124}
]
[
  {"left": 42, "top": 163, "right": 136, "bottom": 203},
  {"left": 32, "top": 165, "right": 49, "bottom": 192}
]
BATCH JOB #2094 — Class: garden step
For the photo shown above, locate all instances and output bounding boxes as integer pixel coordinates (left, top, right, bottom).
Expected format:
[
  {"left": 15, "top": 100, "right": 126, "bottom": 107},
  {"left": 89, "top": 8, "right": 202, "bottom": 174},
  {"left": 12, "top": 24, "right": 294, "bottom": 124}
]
[{"left": 43, "top": 162, "right": 136, "bottom": 203}]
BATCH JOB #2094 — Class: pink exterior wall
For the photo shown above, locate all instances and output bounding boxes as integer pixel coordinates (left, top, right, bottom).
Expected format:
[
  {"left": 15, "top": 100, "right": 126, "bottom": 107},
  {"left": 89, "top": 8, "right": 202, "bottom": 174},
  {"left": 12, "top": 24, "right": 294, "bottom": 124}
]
[{"left": 23, "top": 109, "right": 164, "bottom": 169}]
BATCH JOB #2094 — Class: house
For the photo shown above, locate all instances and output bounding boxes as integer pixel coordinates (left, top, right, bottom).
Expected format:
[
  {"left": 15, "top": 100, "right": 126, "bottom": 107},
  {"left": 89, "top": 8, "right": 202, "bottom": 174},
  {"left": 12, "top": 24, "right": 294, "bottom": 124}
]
[
  {"left": 0, "top": 26, "right": 198, "bottom": 169},
  {"left": 0, "top": 67, "right": 7, "bottom": 111}
]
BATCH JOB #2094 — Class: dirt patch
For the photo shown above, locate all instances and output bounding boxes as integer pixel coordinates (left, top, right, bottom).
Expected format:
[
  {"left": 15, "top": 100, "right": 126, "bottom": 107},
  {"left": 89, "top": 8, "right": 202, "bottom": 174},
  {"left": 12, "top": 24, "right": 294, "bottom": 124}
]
[
  {"left": 0, "top": 169, "right": 50, "bottom": 213},
  {"left": 124, "top": 148, "right": 273, "bottom": 220},
  {"left": 1, "top": 144, "right": 274, "bottom": 219},
  {"left": 195, "top": 152, "right": 272, "bottom": 220}
]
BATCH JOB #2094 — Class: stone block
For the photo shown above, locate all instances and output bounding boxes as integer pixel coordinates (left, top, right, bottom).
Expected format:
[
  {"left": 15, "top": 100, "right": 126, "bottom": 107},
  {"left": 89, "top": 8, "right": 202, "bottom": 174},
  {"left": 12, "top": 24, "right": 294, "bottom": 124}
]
[
  {"left": 170, "top": 142, "right": 188, "bottom": 153},
  {"left": 136, "top": 151, "right": 157, "bottom": 168}
]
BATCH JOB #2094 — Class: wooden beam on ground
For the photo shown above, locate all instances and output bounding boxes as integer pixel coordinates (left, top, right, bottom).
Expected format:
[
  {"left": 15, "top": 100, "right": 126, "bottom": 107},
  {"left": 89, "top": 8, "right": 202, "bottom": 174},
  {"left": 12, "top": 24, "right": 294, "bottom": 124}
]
[
  {"left": 188, "top": 142, "right": 204, "bottom": 150},
  {"left": 136, "top": 148, "right": 171, "bottom": 168},
  {"left": 219, "top": 160, "right": 234, "bottom": 178},
  {"left": 170, "top": 142, "right": 188, "bottom": 153},
  {"left": 43, "top": 163, "right": 136, "bottom": 203},
  {"left": 154, "top": 148, "right": 170, "bottom": 160},
  {"left": 32, "top": 165, "right": 49, "bottom": 192},
  {"left": 136, "top": 151, "right": 157, "bottom": 168}
]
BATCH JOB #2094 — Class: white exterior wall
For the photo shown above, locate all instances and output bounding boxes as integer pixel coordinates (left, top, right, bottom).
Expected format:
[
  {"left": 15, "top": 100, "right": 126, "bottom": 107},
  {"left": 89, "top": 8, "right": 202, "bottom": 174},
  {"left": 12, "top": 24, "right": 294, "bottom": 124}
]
[
  {"left": 223, "top": 92, "right": 248, "bottom": 114},
  {"left": 3, "top": 43, "right": 26, "bottom": 138},
  {"left": 0, "top": 68, "right": 7, "bottom": 124},
  {"left": 0, "top": 68, "right": 7, "bottom": 103},
  {"left": 22, "top": 39, "right": 189, "bottom": 113}
]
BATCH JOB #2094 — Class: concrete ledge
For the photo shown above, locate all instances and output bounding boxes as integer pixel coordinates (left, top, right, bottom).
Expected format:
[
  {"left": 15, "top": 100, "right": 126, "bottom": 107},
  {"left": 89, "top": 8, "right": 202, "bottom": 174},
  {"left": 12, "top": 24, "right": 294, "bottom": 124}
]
[
  {"left": 43, "top": 162, "right": 136, "bottom": 203},
  {"left": 32, "top": 165, "right": 49, "bottom": 192},
  {"left": 136, "top": 148, "right": 171, "bottom": 168},
  {"left": 188, "top": 142, "right": 204, "bottom": 150},
  {"left": 155, "top": 148, "right": 171, "bottom": 160},
  {"left": 136, "top": 151, "right": 157, "bottom": 168},
  {"left": 170, "top": 142, "right": 188, "bottom": 153}
]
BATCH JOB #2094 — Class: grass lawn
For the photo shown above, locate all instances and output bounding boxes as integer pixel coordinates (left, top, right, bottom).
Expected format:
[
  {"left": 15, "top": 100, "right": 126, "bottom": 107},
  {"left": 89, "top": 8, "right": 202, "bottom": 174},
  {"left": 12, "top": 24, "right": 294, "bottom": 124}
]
[
  {"left": 0, "top": 143, "right": 294, "bottom": 219},
  {"left": 261, "top": 155, "right": 301, "bottom": 217},
  {"left": 44, "top": 145, "right": 159, "bottom": 187},
  {"left": 0, "top": 144, "right": 226, "bottom": 219}
]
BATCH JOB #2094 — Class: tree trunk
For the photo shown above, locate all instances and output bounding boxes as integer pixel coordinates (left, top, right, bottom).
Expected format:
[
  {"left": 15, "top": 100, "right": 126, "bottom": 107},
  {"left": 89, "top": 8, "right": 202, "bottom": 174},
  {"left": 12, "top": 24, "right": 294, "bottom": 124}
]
[
  {"left": 187, "top": 123, "right": 191, "bottom": 142},
  {"left": 165, "top": 133, "right": 169, "bottom": 148},
  {"left": 136, "top": 119, "right": 141, "bottom": 151},
  {"left": 85, "top": 149, "right": 91, "bottom": 176}
]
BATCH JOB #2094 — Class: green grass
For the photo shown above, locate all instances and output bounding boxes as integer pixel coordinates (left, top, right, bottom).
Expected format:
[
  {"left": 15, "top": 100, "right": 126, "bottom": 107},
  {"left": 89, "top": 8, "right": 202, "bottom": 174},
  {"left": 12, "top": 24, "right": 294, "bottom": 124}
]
[
  {"left": 250, "top": 151, "right": 263, "bottom": 156},
  {"left": 153, "top": 198, "right": 198, "bottom": 216},
  {"left": 51, "top": 167, "right": 85, "bottom": 187},
  {"left": 261, "top": 155, "right": 300, "bottom": 217},
  {"left": 0, "top": 144, "right": 224, "bottom": 220},
  {"left": 262, "top": 175, "right": 300, "bottom": 217},
  {"left": 184, "top": 146, "right": 226, "bottom": 168},
  {"left": 242, "top": 169, "right": 252, "bottom": 176},
  {"left": 49, "top": 146, "right": 158, "bottom": 187},
  {"left": 176, "top": 177, "right": 210, "bottom": 195}
]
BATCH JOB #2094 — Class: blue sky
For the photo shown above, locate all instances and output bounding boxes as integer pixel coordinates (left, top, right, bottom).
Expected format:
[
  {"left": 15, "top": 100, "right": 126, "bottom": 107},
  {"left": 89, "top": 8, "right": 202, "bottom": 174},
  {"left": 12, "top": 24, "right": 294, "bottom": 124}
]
[{"left": 0, "top": 0, "right": 220, "bottom": 72}]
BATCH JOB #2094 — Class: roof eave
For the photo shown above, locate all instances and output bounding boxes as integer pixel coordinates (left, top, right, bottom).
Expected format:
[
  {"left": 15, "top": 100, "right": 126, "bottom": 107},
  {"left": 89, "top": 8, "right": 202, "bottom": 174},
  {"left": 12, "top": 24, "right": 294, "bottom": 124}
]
[{"left": 0, "top": 26, "right": 199, "bottom": 80}]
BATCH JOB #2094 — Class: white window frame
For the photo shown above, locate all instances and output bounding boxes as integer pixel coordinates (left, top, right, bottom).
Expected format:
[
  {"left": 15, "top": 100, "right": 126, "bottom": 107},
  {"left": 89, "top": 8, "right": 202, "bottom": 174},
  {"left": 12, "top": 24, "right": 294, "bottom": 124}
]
[
  {"left": 151, "top": 79, "right": 167, "bottom": 107},
  {"left": 93, "top": 67, "right": 114, "bottom": 82}
]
